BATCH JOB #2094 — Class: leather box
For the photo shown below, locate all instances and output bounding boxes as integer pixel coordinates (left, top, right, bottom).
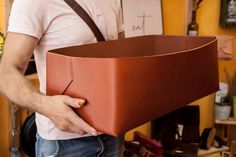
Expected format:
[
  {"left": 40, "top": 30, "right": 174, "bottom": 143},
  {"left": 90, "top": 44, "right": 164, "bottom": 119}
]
[{"left": 46, "top": 35, "right": 219, "bottom": 136}]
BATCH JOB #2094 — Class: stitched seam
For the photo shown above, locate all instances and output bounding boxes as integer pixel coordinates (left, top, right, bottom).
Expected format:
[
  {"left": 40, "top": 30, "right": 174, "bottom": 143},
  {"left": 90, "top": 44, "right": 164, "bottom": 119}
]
[
  {"left": 48, "top": 140, "right": 60, "bottom": 157},
  {"left": 97, "top": 136, "right": 105, "bottom": 157}
]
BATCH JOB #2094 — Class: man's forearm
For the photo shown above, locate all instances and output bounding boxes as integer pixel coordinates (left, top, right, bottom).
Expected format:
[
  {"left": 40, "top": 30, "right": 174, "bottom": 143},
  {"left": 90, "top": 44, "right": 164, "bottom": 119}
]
[
  {"left": 0, "top": 65, "right": 44, "bottom": 112},
  {"left": 0, "top": 32, "right": 47, "bottom": 113}
]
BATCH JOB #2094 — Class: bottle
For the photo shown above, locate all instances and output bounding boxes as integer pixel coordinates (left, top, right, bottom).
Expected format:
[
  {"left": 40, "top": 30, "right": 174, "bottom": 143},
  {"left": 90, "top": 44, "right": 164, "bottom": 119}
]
[
  {"left": 187, "top": 10, "right": 199, "bottom": 36},
  {"left": 10, "top": 130, "right": 20, "bottom": 157}
]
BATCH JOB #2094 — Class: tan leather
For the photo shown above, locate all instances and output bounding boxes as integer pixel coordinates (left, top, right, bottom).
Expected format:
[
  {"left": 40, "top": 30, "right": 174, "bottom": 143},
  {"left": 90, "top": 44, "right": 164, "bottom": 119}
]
[{"left": 46, "top": 35, "right": 219, "bottom": 136}]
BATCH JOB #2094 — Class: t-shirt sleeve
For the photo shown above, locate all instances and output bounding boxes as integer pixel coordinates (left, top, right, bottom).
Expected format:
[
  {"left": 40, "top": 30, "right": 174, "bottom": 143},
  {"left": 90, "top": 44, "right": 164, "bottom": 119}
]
[
  {"left": 8, "top": 0, "right": 48, "bottom": 40},
  {"left": 117, "top": 0, "right": 124, "bottom": 33}
]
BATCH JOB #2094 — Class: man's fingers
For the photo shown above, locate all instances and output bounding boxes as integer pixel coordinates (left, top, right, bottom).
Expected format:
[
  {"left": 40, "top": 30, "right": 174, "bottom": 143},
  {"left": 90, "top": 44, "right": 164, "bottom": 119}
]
[
  {"left": 70, "top": 111, "right": 98, "bottom": 136},
  {"left": 63, "top": 96, "right": 86, "bottom": 108},
  {"left": 49, "top": 95, "right": 95, "bottom": 135}
]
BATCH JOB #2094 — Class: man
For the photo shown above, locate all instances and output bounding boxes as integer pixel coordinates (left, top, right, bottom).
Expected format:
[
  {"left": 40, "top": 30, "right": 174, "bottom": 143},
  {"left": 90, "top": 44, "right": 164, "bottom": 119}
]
[{"left": 0, "top": 0, "right": 125, "bottom": 156}]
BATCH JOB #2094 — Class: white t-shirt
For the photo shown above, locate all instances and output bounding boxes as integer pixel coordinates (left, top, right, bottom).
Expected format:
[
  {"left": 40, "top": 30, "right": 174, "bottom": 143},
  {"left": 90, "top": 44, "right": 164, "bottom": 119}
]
[{"left": 8, "top": 0, "right": 123, "bottom": 140}]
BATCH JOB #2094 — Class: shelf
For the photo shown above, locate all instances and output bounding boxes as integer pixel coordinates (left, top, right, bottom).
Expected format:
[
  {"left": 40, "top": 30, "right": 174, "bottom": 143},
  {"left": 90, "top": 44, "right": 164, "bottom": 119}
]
[
  {"left": 215, "top": 118, "right": 236, "bottom": 125},
  {"left": 198, "top": 146, "right": 229, "bottom": 157}
]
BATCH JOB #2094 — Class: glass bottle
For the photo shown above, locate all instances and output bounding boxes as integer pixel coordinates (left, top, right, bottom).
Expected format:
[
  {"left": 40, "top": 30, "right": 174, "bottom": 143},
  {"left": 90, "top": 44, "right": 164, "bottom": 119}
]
[{"left": 187, "top": 10, "right": 199, "bottom": 36}]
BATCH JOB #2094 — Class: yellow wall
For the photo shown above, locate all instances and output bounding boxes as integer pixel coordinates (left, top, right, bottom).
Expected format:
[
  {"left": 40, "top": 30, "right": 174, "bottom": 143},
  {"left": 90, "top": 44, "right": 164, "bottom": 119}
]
[
  {"left": 0, "top": 0, "right": 5, "bottom": 32},
  {"left": 162, "top": 0, "right": 187, "bottom": 35},
  {"left": 0, "top": 96, "right": 9, "bottom": 157}
]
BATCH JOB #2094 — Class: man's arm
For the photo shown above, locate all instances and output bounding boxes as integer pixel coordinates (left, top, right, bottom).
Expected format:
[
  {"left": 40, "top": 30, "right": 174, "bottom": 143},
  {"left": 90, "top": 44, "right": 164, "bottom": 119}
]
[{"left": 0, "top": 32, "right": 97, "bottom": 135}]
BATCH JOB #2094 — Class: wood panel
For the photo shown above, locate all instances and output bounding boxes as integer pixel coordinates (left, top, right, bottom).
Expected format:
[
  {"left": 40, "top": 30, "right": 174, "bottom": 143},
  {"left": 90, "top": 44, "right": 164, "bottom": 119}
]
[{"left": 0, "top": 94, "right": 10, "bottom": 157}]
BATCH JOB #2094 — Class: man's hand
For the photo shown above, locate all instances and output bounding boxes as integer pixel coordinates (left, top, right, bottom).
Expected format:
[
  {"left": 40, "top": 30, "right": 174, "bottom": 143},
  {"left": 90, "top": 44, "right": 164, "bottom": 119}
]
[{"left": 41, "top": 95, "right": 98, "bottom": 135}]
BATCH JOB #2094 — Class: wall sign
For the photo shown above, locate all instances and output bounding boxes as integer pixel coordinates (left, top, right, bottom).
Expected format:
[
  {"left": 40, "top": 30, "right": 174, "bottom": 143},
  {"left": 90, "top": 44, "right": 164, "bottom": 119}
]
[{"left": 122, "top": 0, "right": 163, "bottom": 37}]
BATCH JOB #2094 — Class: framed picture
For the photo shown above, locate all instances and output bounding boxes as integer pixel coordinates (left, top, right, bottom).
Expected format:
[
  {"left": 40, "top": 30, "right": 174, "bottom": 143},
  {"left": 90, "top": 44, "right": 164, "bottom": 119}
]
[
  {"left": 122, "top": 0, "right": 163, "bottom": 37},
  {"left": 220, "top": 0, "right": 236, "bottom": 27}
]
